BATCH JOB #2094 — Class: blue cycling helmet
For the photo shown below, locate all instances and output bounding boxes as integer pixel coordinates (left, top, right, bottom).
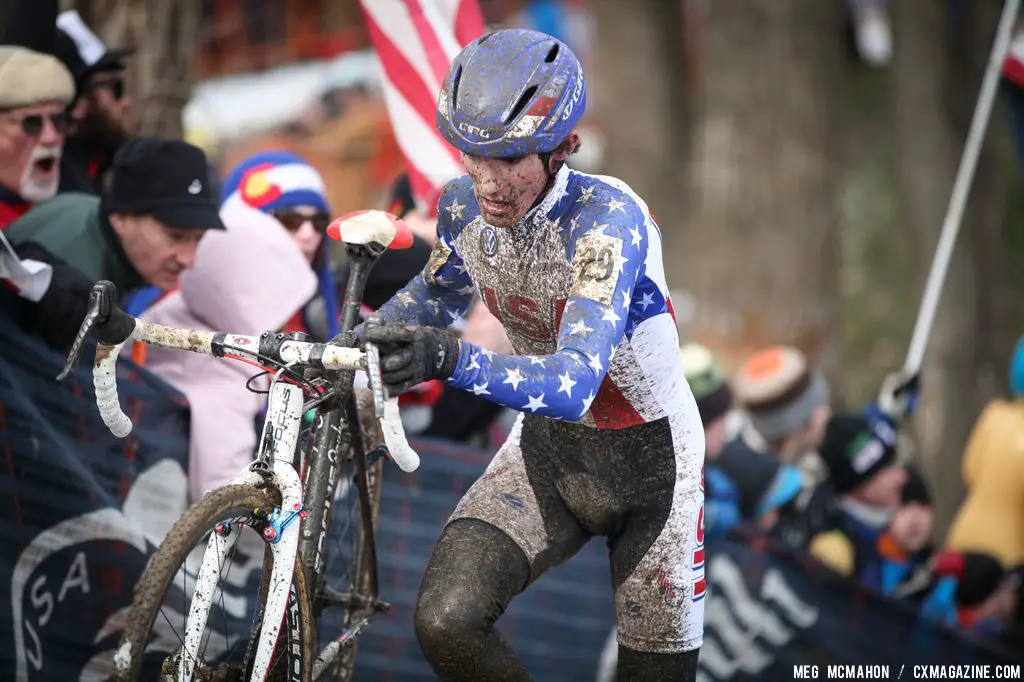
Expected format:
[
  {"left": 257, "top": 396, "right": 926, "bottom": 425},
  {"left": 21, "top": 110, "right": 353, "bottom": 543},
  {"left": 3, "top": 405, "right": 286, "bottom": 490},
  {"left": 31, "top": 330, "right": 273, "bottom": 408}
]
[{"left": 437, "top": 28, "right": 586, "bottom": 158}]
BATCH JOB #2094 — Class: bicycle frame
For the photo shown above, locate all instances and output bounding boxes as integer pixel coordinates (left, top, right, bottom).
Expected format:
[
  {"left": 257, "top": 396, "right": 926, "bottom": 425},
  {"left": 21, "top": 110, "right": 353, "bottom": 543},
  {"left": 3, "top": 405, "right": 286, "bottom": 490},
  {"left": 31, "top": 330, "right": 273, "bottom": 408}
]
[
  {"left": 178, "top": 379, "right": 306, "bottom": 682},
  {"left": 299, "top": 245, "right": 385, "bottom": 674},
  {"left": 178, "top": 244, "right": 389, "bottom": 682}
]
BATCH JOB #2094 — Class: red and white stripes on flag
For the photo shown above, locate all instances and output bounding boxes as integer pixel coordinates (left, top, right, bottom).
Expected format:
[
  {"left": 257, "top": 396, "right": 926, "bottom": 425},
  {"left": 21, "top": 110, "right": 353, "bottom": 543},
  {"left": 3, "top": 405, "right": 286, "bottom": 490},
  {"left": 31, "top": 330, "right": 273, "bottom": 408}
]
[{"left": 359, "top": 0, "right": 485, "bottom": 215}]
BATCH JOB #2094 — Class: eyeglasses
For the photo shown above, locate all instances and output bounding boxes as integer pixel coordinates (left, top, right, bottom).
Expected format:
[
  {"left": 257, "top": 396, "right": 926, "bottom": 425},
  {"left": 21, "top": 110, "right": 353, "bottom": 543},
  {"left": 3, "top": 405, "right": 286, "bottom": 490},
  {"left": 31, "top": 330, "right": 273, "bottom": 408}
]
[
  {"left": 86, "top": 77, "right": 126, "bottom": 101},
  {"left": 3, "top": 111, "right": 71, "bottom": 137},
  {"left": 271, "top": 211, "right": 331, "bottom": 234}
]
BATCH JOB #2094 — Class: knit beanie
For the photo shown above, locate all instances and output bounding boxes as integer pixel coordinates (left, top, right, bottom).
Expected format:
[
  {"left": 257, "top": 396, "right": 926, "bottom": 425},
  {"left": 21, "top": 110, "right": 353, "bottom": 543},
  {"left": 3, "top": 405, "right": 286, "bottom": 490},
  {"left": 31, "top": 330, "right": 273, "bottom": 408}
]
[
  {"left": 733, "top": 346, "right": 830, "bottom": 443},
  {"left": 220, "top": 150, "right": 330, "bottom": 214},
  {"left": 1011, "top": 334, "right": 1024, "bottom": 397},
  {"left": 680, "top": 343, "right": 733, "bottom": 426},
  {"left": 820, "top": 414, "right": 898, "bottom": 494},
  {"left": 901, "top": 466, "right": 932, "bottom": 507}
]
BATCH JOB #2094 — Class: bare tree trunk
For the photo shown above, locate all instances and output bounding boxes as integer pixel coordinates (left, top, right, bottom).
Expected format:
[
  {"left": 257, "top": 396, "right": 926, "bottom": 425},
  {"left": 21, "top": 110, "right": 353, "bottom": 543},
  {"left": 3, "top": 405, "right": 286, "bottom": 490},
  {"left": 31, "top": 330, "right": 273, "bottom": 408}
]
[
  {"left": 890, "top": 0, "right": 1008, "bottom": 534},
  {"left": 73, "top": 0, "right": 201, "bottom": 138},
  {"left": 674, "top": 2, "right": 845, "bottom": 374},
  {"left": 591, "top": 0, "right": 689, "bottom": 242}
]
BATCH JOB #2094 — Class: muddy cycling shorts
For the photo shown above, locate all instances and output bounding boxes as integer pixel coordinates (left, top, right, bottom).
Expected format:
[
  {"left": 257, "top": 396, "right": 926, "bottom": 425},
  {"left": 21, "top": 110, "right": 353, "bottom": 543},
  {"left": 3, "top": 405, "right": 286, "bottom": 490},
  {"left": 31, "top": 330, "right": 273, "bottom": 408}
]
[{"left": 448, "top": 411, "right": 706, "bottom": 654}]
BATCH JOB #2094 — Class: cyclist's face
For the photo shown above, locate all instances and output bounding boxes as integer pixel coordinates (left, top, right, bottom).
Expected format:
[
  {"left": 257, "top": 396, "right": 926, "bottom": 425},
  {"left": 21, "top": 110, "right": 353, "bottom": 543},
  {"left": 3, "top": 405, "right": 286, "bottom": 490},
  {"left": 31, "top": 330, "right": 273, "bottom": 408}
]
[
  {"left": 461, "top": 152, "right": 547, "bottom": 227},
  {"left": 110, "top": 213, "right": 206, "bottom": 289}
]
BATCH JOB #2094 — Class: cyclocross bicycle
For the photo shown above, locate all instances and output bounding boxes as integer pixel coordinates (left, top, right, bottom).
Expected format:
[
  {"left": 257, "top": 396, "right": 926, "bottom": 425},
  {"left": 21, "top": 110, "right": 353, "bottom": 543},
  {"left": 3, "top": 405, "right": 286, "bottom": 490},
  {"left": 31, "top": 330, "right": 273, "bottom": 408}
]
[{"left": 59, "top": 211, "right": 419, "bottom": 682}]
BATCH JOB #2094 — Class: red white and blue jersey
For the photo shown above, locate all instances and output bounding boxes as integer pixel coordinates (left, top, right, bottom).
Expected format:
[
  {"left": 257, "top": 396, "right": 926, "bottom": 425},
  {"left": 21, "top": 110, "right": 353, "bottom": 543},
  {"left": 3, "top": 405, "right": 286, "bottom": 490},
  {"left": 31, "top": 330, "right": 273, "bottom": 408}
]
[{"left": 376, "top": 165, "right": 693, "bottom": 430}]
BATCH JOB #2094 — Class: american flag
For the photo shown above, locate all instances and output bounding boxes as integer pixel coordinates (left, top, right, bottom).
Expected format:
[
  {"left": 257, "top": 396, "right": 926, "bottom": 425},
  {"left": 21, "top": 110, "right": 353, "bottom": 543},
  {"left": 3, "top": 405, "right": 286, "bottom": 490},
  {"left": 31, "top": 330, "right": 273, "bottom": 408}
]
[{"left": 358, "top": 0, "right": 486, "bottom": 215}]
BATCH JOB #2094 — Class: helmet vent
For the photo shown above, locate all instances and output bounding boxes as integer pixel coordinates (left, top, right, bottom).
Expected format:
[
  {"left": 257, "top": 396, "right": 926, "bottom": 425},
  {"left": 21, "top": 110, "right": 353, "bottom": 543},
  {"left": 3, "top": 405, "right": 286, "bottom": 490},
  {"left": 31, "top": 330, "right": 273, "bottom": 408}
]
[
  {"left": 452, "top": 65, "right": 464, "bottom": 106},
  {"left": 505, "top": 85, "right": 538, "bottom": 124},
  {"left": 545, "top": 43, "right": 560, "bottom": 63},
  {"left": 477, "top": 32, "right": 494, "bottom": 45}
]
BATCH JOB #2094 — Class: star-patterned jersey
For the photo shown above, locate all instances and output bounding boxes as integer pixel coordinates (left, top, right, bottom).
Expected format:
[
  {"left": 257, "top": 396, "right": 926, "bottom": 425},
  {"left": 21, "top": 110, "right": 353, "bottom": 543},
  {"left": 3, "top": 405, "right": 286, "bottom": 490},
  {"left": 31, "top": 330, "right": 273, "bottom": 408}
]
[{"left": 375, "top": 165, "right": 690, "bottom": 430}]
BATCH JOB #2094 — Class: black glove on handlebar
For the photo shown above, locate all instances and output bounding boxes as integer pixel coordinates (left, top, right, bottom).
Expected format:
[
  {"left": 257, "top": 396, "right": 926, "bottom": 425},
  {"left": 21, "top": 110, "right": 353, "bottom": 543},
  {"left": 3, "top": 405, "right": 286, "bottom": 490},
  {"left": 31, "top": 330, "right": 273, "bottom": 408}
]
[{"left": 363, "top": 318, "right": 461, "bottom": 395}]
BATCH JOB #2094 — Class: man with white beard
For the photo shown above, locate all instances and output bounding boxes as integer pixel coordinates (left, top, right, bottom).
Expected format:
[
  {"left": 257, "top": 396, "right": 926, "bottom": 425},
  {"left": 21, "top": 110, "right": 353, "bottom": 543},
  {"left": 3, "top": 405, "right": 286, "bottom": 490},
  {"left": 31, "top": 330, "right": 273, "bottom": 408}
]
[{"left": 0, "top": 46, "right": 74, "bottom": 229}]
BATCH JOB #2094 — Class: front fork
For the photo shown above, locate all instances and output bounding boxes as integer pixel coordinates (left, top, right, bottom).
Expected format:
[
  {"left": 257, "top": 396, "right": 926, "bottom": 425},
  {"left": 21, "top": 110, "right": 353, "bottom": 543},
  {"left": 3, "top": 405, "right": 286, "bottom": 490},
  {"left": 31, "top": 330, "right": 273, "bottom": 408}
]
[
  {"left": 176, "top": 381, "right": 305, "bottom": 682},
  {"left": 177, "top": 458, "right": 304, "bottom": 682}
]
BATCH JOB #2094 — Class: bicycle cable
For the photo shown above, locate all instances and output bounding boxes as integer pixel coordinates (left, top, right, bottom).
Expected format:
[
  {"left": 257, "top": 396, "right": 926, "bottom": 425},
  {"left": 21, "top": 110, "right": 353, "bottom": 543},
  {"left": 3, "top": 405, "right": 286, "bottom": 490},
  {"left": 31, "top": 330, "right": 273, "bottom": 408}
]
[{"left": 220, "top": 343, "right": 321, "bottom": 396}]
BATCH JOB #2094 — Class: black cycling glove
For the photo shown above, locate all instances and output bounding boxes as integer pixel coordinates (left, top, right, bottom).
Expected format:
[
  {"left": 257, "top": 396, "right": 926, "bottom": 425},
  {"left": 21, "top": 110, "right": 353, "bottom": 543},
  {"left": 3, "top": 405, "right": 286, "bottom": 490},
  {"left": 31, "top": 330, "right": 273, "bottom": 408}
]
[{"left": 363, "top": 317, "right": 461, "bottom": 395}]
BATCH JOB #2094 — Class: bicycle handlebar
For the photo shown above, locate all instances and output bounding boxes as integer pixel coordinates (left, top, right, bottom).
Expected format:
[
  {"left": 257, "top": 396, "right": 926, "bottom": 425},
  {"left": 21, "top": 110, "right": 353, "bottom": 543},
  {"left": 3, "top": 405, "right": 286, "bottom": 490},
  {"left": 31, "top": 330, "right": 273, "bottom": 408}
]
[{"left": 60, "top": 281, "right": 420, "bottom": 473}]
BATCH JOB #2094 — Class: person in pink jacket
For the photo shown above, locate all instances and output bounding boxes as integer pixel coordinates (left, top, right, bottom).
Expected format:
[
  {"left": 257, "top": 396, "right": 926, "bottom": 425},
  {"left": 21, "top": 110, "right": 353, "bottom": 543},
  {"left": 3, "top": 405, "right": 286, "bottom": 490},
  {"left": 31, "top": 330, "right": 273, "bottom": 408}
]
[{"left": 140, "top": 200, "right": 317, "bottom": 502}]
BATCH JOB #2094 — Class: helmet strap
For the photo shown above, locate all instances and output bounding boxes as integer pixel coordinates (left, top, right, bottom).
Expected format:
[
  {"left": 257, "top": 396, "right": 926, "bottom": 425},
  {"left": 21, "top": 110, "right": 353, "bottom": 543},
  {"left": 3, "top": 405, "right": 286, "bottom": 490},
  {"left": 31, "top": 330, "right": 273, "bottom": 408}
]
[{"left": 525, "top": 152, "right": 558, "bottom": 213}]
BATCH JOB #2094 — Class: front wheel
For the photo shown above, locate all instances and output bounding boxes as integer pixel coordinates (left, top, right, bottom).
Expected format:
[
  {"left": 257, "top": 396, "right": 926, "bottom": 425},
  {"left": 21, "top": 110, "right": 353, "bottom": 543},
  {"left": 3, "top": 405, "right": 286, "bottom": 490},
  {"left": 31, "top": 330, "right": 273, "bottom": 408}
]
[{"left": 111, "top": 484, "right": 315, "bottom": 682}]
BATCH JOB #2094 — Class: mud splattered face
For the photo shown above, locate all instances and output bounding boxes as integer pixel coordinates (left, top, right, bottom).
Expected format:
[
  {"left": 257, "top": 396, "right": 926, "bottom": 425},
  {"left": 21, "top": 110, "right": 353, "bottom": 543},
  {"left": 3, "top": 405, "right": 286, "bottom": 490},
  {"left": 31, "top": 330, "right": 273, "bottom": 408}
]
[{"left": 461, "top": 152, "right": 548, "bottom": 228}]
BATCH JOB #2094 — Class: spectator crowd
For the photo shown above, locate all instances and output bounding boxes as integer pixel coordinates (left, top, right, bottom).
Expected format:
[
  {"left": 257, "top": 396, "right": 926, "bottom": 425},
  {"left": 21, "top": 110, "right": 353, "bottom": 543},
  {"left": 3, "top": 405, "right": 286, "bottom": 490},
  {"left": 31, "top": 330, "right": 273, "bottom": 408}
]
[
  {"left": 0, "top": 2, "right": 513, "bottom": 469},
  {"left": 685, "top": 337, "right": 1024, "bottom": 650},
  {"left": 0, "top": 0, "right": 1022, "bottom": 672}
]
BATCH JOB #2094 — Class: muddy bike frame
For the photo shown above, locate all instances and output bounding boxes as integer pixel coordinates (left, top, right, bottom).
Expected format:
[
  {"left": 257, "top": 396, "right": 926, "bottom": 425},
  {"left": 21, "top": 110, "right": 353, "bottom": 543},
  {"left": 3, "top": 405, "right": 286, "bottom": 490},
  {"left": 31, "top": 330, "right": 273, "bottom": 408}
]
[{"left": 63, "top": 229, "right": 416, "bottom": 681}]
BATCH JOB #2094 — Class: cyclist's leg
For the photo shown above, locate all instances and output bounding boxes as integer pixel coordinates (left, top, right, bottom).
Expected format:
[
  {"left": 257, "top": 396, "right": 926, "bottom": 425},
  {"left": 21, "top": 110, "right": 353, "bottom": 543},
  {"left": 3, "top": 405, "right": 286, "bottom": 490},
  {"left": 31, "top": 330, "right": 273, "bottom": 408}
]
[
  {"left": 414, "top": 415, "right": 589, "bottom": 682},
  {"left": 607, "top": 413, "right": 704, "bottom": 682},
  {"left": 617, "top": 647, "right": 699, "bottom": 682},
  {"left": 415, "top": 518, "right": 531, "bottom": 681}
]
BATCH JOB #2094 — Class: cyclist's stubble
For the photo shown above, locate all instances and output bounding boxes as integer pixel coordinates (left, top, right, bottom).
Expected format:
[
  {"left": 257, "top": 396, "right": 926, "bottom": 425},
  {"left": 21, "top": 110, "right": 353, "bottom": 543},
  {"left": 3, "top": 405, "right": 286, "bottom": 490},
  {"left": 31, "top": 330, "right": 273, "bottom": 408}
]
[
  {"left": 460, "top": 132, "right": 580, "bottom": 228},
  {"left": 461, "top": 152, "right": 548, "bottom": 228}
]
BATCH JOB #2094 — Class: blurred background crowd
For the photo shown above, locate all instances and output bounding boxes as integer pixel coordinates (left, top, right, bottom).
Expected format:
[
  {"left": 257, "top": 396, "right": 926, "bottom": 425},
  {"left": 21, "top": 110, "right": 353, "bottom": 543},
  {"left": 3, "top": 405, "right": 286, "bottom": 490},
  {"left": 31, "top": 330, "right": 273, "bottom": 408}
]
[{"left": 3, "top": 0, "right": 1024, "bottom": 678}]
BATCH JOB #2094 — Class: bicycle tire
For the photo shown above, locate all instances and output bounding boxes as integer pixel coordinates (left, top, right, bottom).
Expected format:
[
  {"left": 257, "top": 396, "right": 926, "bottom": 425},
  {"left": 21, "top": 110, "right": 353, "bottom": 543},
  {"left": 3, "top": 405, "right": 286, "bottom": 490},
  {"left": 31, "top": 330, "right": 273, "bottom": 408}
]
[
  {"left": 322, "top": 454, "right": 383, "bottom": 682},
  {"left": 111, "top": 484, "right": 316, "bottom": 682}
]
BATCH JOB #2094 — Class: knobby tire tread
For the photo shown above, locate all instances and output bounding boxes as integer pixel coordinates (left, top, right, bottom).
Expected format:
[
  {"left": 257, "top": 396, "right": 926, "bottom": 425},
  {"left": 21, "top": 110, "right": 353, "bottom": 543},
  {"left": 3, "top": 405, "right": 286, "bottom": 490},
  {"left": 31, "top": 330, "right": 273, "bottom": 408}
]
[{"left": 112, "top": 484, "right": 316, "bottom": 682}]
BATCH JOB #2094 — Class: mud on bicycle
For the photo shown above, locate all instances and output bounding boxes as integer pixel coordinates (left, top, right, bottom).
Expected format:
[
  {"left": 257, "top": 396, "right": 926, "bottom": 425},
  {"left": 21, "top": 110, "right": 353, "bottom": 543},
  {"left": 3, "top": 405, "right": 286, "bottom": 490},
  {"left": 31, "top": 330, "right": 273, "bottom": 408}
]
[{"left": 58, "top": 211, "right": 418, "bottom": 681}]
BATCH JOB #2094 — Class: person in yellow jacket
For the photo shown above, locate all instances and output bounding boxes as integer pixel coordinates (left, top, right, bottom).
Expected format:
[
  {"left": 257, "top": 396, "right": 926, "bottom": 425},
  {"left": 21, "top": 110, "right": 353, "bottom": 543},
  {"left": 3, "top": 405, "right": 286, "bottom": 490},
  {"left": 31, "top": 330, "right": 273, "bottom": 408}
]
[{"left": 945, "top": 336, "right": 1024, "bottom": 567}]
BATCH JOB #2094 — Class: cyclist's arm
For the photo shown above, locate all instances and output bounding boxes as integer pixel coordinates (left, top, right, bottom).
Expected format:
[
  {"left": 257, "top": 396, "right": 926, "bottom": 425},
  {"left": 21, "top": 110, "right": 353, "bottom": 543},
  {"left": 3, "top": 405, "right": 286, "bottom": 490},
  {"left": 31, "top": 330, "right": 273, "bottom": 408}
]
[
  {"left": 375, "top": 186, "right": 475, "bottom": 328},
  {"left": 446, "top": 214, "right": 648, "bottom": 421}
]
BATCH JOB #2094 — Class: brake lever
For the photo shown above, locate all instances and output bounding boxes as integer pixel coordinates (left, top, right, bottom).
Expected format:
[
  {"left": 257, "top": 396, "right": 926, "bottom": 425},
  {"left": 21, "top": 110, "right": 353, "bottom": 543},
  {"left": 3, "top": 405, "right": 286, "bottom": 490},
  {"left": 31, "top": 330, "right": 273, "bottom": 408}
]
[
  {"left": 363, "top": 341, "right": 388, "bottom": 417},
  {"left": 57, "top": 281, "right": 117, "bottom": 381}
]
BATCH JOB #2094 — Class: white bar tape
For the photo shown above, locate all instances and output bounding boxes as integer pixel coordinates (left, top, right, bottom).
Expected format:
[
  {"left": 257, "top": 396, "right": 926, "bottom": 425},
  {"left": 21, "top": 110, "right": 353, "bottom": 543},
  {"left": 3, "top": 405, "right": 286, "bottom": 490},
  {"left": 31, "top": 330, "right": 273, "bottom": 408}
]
[
  {"left": 317, "top": 344, "right": 366, "bottom": 370},
  {"left": 379, "top": 398, "right": 420, "bottom": 472},
  {"left": 93, "top": 342, "right": 132, "bottom": 438},
  {"left": 131, "top": 320, "right": 216, "bottom": 354}
]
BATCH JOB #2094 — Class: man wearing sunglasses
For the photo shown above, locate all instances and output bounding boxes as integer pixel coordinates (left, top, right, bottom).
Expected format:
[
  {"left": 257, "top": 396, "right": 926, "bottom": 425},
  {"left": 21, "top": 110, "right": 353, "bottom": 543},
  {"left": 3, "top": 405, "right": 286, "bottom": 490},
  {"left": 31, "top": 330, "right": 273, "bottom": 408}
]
[
  {"left": 3, "top": 3, "right": 134, "bottom": 195},
  {"left": 0, "top": 47, "right": 75, "bottom": 230},
  {"left": 6, "top": 138, "right": 223, "bottom": 301},
  {"left": 53, "top": 10, "right": 134, "bottom": 195}
]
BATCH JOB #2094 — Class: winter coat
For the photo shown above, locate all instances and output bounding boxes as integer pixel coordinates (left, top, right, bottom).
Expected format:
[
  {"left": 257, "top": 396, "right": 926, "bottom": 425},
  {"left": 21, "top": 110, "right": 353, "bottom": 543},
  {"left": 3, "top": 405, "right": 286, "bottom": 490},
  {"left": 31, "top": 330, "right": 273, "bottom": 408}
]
[
  {"left": 4, "top": 192, "right": 144, "bottom": 293},
  {"left": 946, "top": 400, "right": 1024, "bottom": 566},
  {"left": 140, "top": 202, "right": 316, "bottom": 501}
]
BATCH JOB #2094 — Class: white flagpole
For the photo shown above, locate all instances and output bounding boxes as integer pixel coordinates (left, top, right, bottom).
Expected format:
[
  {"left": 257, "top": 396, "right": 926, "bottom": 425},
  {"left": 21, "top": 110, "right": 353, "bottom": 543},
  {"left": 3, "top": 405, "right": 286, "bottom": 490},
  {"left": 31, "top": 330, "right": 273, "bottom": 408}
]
[{"left": 903, "top": 0, "right": 1021, "bottom": 374}]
